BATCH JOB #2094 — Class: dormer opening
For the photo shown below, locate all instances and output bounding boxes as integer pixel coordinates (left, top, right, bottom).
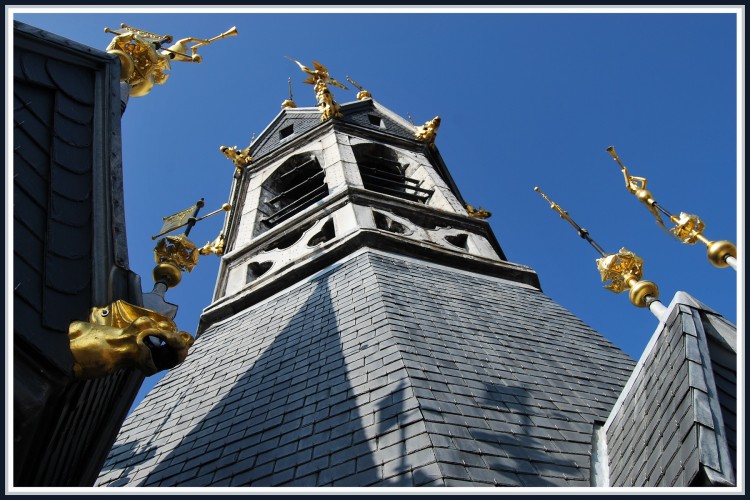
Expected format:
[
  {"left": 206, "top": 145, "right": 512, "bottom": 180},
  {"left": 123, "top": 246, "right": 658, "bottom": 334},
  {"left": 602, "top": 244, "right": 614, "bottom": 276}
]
[
  {"left": 352, "top": 143, "right": 433, "bottom": 204},
  {"left": 367, "top": 114, "right": 385, "bottom": 128},
  {"left": 279, "top": 125, "right": 294, "bottom": 140},
  {"left": 254, "top": 153, "right": 328, "bottom": 236}
]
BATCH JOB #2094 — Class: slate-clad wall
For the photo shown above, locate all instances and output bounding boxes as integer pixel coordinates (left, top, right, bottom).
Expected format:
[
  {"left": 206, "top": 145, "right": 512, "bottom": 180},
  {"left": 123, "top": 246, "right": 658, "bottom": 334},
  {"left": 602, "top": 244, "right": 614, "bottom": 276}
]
[
  {"left": 13, "top": 21, "right": 144, "bottom": 486},
  {"left": 605, "top": 303, "right": 736, "bottom": 487},
  {"left": 705, "top": 328, "right": 736, "bottom": 473},
  {"left": 98, "top": 250, "right": 633, "bottom": 487}
]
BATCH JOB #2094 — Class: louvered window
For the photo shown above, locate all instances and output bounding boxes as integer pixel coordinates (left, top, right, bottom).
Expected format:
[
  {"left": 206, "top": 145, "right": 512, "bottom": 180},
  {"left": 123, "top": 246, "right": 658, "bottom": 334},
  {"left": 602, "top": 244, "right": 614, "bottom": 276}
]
[
  {"left": 256, "top": 154, "right": 328, "bottom": 233},
  {"left": 353, "top": 144, "right": 433, "bottom": 203}
]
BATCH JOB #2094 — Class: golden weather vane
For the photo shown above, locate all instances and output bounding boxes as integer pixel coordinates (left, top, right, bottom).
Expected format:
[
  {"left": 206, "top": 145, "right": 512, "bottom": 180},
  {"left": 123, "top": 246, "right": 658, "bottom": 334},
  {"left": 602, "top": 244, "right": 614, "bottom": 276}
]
[
  {"left": 151, "top": 199, "right": 231, "bottom": 287},
  {"left": 606, "top": 146, "right": 737, "bottom": 271},
  {"left": 534, "top": 187, "right": 664, "bottom": 315},
  {"left": 104, "top": 24, "right": 238, "bottom": 97},
  {"left": 286, "top": 57, "right": 348, "bottom": 121}
]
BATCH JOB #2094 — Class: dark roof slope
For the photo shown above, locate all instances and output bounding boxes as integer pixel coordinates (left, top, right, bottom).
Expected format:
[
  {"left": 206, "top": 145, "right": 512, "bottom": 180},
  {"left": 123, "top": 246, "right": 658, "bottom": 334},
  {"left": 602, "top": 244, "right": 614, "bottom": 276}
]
[
  {"left": 604, "top": 293, "right": 736, "bottom": 487},
  {"left": 98, "top": 250, "right": 634, "bottom": 487}
]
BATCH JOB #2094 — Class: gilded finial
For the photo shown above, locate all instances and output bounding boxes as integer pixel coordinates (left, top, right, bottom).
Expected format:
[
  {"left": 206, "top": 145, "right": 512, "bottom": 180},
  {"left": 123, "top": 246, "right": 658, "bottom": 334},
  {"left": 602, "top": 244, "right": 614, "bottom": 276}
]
[
  {"left": 104, "top": 24, "right": 238, "bottom": 97},
  {"left": 534, "top": 186, "right": 660, "bottom": 309},
  {"left": 281, "top": 77, "right": 297, "bottom": 109},
  {"left": 466, "top": 204, "right": 492, "bottom": 219},
  {"left": 287, "top": 57, "right": 347, "bottom": 121},
  {"left": 415, "top": 116, "right": 441, "bottom": 144},
  {"left": 346, "top": 76, "right": 372, "bottom": 100},
  {"left": 606, "top": 147, "right": 736, "bottom": 270}
]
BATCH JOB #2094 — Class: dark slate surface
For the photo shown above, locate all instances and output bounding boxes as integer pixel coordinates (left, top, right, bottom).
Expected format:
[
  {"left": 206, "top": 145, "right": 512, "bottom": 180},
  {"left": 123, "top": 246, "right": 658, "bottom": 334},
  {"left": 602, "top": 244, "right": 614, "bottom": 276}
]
[
  {"left": 249, "top": 100, "right": 417, "bottom": 162},
  {"left": 98, "top": 250, "right": 634, "bottom": 487},
  {"left": 605, "top": 299, "right": 736, "bottom": 487},
  {"left": 13, "top": 21, "right": 145, "bottom": 486}
]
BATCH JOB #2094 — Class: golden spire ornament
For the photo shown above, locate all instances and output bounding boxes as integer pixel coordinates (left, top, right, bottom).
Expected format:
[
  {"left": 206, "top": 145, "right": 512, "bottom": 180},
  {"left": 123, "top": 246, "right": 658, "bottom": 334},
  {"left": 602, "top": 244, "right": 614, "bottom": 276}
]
[
  {"left": 606, "top": 146, "right": 737, "bottom": 270},
  {"left": 281, "top": 77, "right": 298, "bottom": 109},
  {"left": 346, "top": 76, "right": 372, "bottom": 100},
  {"left": 534, "top": 187, "right": 666, "bottom": 319},
  {"left": 287, "top": 57, "right": 348, "bottom": 121},
  {"left": 104, "top": 24, "right": 238, "bottom": 97}
]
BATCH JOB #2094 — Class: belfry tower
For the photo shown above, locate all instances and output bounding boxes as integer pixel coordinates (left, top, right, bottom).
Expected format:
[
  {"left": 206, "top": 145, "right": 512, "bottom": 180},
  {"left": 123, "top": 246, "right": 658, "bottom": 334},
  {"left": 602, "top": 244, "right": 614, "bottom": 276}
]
[{"left": 97, "top": 81, "right": 639, "bottom": 487}]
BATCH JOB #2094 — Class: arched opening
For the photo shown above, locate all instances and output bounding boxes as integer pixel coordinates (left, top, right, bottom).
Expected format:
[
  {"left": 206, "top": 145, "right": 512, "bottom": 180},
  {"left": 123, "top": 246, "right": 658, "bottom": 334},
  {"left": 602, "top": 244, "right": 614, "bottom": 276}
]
[
  {"left": 254, "top": 153, "right": 328, "bottom": 236},
  {"left": 352, "top": 143, "right": 433, "bottom": 204}
]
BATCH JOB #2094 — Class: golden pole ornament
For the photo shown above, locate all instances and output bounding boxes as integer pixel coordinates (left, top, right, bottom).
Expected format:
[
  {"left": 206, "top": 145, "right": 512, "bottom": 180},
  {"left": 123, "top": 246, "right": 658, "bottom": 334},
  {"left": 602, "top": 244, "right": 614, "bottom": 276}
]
[
  {"left": 606, "top": 146, "right": 736, "bottom": 270},
  {"left": 534, "top": 186, "right": 661, "bottom": 310}
]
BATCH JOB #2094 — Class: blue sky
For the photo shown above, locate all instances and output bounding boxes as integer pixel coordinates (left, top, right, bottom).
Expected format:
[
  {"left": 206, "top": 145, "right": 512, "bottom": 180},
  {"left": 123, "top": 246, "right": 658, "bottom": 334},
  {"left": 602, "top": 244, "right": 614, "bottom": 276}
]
[{"left": 10, "top": 7, "right": 742, "bottom": 415}]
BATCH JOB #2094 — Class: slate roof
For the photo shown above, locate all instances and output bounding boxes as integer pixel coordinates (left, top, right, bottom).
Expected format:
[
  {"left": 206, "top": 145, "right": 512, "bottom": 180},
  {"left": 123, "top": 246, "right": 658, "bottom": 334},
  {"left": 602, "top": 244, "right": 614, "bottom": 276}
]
[
  {"left": 98, "top": 249, "right": 634, "bottom": 487},
  {"left": 13, "top": 21, "right": 144, "bottom": 486},
  {"left": 248, "top": 99, "right": 418, "bottom": 161},
  {"left": 604, "top": 293, "right": 736, "bottom": 487}
]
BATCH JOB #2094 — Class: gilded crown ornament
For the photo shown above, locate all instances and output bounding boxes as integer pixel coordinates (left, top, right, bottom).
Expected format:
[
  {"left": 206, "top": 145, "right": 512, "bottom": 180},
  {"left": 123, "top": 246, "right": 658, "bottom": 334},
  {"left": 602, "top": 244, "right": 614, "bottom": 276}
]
[
  {"left": 150, "top": 200, "right": 231, "bottom": 289},
  {"left": 287, "top": 57, "right": 348, "bottom": 121},
  {"left": 606, "top": 146, "right": 736, "bottom": 270},
  {"left": 534, "top": 187, "right": 661, "bottom": 312},
  {"left": 104, "top": 24, "right": 238, "bottom": 97}
]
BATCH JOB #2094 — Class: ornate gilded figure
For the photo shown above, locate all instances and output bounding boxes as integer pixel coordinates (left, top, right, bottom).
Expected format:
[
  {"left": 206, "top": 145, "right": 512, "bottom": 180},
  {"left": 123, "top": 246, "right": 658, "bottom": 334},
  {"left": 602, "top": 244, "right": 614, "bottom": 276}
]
[
  {"left": 287, "top": 57, "right": 347, "bottom": 121},
  {"left": 606, "top": 146, "right": 736, "bottom": 269},
  {"left": 199, "top": 233, "right": 226, "bottom": 256},
  {"left": 605, "top": 146, "right": 667, "bottom": 230},
  {"left": 596, "top": 248, "right": 644, "bottom": 294},
  {"left": 68, "top": 300, "right": 194, "bottom": 379},
  {"left": 534, "top": 187, "right": 659, "bottom": 308},
  {"left": 154, "top": 234, "right": 199, "bottom": 273},
  {"left": 670, "top": 212, "right": 705, "bottom": 245},
  {"left": 415, "top": 116, "right": 441, "bottom": 144},
  {"left": 105, "top": 24, "right": 237, "bottom": 97},
  {"left": 466, "top": 204, "right": 492, "bottom": 219},
  {"left": 220, "top": 144, "right": 253, "bottom": 176}
]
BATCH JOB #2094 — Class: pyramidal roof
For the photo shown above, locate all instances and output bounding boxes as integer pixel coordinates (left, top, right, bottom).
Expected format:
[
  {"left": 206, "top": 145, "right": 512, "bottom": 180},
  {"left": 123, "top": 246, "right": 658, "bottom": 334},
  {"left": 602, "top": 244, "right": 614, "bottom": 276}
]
[{"left": 248, "top": 99, "right": 419, "bottom": 161}]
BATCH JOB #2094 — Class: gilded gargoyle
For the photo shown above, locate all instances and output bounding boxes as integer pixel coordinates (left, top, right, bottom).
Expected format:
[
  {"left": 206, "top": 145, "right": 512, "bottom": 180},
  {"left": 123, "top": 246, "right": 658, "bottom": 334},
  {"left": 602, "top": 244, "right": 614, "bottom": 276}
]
[
  {"left": 68, "top": 300, "right": 194, "bottom": 379},
  {"left": 415, "top": 116, "right": 441, "bottom": 144}
]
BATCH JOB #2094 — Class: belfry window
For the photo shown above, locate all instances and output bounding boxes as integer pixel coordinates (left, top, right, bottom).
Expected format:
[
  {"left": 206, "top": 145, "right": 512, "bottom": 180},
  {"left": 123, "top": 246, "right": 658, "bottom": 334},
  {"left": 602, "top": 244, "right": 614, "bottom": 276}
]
[
  {"left": 256, "top": 153, "right": 328, "bottom": 234},
  {"left": 353, "top": 144, "right": 433, "bottom": 203}
]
